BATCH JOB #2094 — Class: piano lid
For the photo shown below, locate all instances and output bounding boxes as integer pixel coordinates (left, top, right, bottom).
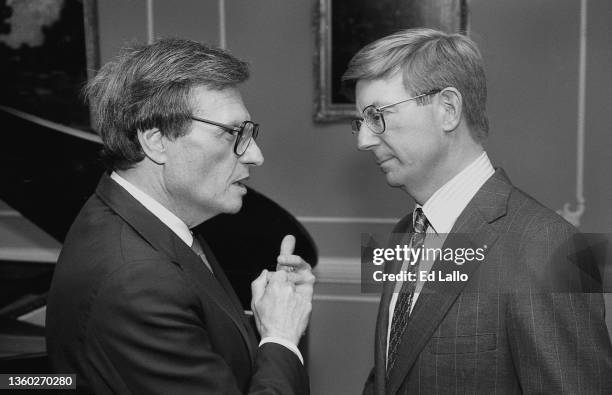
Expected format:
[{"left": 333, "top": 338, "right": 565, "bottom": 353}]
[{"left": 0, "top": 106, "right": 104, "bottom": 243}]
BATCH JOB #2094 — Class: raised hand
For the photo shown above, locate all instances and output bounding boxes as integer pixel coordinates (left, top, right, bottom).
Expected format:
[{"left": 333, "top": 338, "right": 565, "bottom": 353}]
[
  {"left": 250, "top": 269, "right": 311, "bottom": 345},
  {"left": 276, "top": 235, "right": 315, "bottom": 299}
]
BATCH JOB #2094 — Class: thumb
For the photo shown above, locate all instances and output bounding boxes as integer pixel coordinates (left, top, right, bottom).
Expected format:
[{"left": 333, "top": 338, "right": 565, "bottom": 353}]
[{"left": 279, "top": 234, "right": 296, "bottom": 256}]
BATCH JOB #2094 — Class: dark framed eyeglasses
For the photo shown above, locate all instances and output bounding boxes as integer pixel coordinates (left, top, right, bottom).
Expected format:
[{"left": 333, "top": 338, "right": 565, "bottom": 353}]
[
  {"left": 190, "top": 116, "right": 259, "bottom": 156},
  {"left": 351, "top": 89, "right": 441, "bottom": 135}
]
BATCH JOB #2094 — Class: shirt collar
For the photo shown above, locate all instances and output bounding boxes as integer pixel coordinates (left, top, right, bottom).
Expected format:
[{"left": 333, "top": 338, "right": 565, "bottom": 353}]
[
  {"left": 417, "top": 151, "right": 495, "bottom": 234},
  {"left": 110, "top": 171, "right": 193, "bottom": 247}
]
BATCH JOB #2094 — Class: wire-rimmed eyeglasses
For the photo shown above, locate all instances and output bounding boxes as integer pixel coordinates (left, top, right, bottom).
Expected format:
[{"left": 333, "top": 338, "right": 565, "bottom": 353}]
[
  {"left": 190, "top": 116, "right": 259, "bottom": 156},
  {"left": 351, "top": 89, "right": 441, "bottom": 135}
]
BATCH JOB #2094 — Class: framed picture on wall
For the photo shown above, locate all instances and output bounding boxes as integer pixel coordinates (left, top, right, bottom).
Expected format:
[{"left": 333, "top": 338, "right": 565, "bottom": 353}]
[
  {"left": 314, "top": 0, "right": 468, "bottom": 122},
  {"left": 0, "top": 0, "right": 99, "bottom": 130}
]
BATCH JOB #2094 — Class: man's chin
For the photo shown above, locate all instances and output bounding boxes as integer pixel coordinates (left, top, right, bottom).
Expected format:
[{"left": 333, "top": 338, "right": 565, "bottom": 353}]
[
  {"left": 225, "top": 205, "right": 242, "bottom": 215},
  {"left": 223, "top": 197, "right": 244, "bottom": 215},
  {"left": 384, "top": 173, "right": 404, "bottom": 188}
]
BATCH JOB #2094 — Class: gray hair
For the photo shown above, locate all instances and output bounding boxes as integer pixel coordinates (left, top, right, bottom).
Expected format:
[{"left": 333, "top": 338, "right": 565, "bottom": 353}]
[
  {"left": 343, "top": 28, "right": 488, "bottom": 140},
  {"left": 85, "top": 38, "right": 250, "bottom": 170}
]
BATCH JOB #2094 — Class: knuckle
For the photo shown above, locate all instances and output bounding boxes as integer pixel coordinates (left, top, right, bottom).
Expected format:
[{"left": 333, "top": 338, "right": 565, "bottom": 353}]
[{"left": 275, "top": 270, "right": 288, "bottom": 280}]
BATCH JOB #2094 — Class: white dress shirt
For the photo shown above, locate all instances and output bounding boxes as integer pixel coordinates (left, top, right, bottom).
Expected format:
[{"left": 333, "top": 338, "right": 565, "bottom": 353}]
[
  {"left": 386, "top": 152, "right": 495, "bottom": 362},
  {"left": 110, "top": 172, "right": 303, "bottom": 364}
]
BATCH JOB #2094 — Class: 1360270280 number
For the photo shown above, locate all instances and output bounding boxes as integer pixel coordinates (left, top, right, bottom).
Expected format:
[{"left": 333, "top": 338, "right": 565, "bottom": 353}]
[{"left": 1, "top": 374, "right": 75, "bottom": 389}]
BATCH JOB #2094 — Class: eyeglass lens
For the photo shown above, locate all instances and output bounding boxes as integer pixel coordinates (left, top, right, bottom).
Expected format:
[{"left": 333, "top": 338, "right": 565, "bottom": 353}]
[
  {"left": 351, "top": 107, "right": 385, "bottom": 135},
  {"left": 351, "top": 108, "right": 385, "bottom": 135},
  {"left": 235, "top": 122, "right": 257, "bottom": 155},
  {"left": 363, "top": 106, "right": 385, "bottom": 134}
]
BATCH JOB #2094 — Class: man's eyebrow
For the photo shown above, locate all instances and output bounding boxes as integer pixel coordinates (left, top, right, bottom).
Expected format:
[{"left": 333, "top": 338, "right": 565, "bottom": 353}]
[
  {"left": 222, "top": 118, "right": 245, "bottom": 128},
  {"left": 367, "top": 100, "right": 391, "bottom": 109},
  {"left": 357, "top": 102, "right": 377, "bottom": 113}
]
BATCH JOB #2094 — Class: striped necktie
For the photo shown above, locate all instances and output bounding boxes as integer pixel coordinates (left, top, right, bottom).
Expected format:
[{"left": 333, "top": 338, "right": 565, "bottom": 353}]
[{"left": 387, "top": 207, "right": 429, "bottom": 374}]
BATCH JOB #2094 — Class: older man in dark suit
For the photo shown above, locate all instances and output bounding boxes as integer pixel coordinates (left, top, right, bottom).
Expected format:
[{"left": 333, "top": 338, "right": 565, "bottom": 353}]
[
  {"left": 343, "top": 28, "right": 612, "bottom": 394},
  {"left": 46, "top": 38, "right": 313, "bottom": 394}
]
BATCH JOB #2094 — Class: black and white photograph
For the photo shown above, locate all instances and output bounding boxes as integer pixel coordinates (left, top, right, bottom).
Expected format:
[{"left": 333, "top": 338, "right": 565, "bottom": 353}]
[{"left": 1, "top": 0, "right": 611, "bottom": 394}]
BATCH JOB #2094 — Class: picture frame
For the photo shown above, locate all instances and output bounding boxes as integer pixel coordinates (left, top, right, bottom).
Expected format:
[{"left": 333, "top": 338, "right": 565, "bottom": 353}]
[
  {"left": 314, "top": 0, "right": 468, "bottom": 122},
  {"left": 0, "top": 0, "right": 100, "bottom": 130}
]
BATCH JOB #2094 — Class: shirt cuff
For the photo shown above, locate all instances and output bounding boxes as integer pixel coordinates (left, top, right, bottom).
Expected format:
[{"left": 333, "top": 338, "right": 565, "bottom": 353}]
[{"left": 259, "top": 337, "right": 304, "bottom": 365}]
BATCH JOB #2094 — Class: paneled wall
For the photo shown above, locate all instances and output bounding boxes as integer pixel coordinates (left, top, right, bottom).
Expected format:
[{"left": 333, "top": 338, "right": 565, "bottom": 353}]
[{"left": 96, "top": 1, "right": 612, "bottom": 394}]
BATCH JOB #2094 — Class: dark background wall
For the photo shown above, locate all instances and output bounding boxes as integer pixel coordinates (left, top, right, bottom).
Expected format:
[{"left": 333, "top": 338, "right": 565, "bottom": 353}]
[{"left": 96, "top": 1, "right": 612, "bottom": 394}]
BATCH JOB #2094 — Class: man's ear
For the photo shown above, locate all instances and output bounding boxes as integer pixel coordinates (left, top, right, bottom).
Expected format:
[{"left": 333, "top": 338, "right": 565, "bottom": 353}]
[
  {"left": 437, "top": 87, "right": 462, "bottom": 132},
  {"left": 137, "top": 128, "right": 167, "bottom": 164}
]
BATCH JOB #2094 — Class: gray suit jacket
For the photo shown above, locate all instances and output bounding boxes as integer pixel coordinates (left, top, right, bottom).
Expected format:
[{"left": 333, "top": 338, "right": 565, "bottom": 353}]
[{"left": 364, "top": 169, "right": 612, "bottom": 394}]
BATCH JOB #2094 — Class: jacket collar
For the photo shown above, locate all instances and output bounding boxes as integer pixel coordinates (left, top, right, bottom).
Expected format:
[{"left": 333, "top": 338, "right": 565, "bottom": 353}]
[{"left": 95, "top": 173, "right": 257, "bottom": 362}]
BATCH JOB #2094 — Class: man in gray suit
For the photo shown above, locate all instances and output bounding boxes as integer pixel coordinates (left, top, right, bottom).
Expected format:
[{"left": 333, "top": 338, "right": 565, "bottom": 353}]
[{"left": 343, "top": 28, "right": 612, "bottom": 394}]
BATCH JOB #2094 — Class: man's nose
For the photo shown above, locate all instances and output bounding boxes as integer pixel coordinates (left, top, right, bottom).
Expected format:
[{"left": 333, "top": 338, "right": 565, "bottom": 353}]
[
  {"left": 356, "top": 125, "right": 380, "bottom": 151},
  {"left": 240, "top": 139, "right": 264, "bottom": 166}
]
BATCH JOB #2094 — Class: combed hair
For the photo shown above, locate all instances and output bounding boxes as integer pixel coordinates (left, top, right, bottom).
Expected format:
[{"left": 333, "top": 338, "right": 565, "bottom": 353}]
[
  {"left": 342, "top": 28, "right": 488, "bottom": 140},
  {"left": 85, "top": 38, "right": 250, "bottom": 170}
]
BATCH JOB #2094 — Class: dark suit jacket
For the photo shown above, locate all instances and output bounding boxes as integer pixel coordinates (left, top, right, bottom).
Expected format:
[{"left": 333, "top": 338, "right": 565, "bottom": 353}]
[
  {"left": 364, "top": 169, "right": 612, "bottom": 394},
  {"left": 46, "top": 174, "right": 309, "bottom": 394}
]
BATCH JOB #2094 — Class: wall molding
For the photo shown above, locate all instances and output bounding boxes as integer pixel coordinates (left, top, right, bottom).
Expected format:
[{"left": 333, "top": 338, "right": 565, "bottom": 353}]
[
  {"left": 314, "top": 257, "right": 362, "bottom": 284},
  {"left": 313, "top": 294, "right": 380, "bottom": 303},
  {"left": 557, "top": 0, "right": 587, "bottom": 227},
  {"left": 218, "top": 0, "right": 226, "bottom": 49},
  {"left": 313, "top": 257, "right": 380, "bottom": 303},
  {"left": 298, "top": 216, "right": 399, "bottom": 224},
  {"left": 146, "top": 0, "right": 154, "bottom": 44}
]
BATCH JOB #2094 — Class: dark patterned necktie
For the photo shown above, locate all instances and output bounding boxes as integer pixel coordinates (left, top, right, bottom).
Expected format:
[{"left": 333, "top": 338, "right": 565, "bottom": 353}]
[
  {"left": 191, "top": 236, "right": 214, "bottom": 273},
  {"left": 387, "top": 207, "right": 429, "bottom": 374}
]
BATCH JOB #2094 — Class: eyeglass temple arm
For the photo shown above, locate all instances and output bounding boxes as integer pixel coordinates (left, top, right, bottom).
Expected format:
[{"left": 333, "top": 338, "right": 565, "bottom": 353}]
[
  {"left": 190, "top": 116, "right": 242, "bottom": 133},
  {"left": 376, "top": 89, "right": 442, "bottom": 111}
]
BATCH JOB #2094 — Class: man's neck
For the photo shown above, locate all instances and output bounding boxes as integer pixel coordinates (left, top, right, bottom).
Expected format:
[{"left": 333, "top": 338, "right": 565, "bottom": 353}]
[
  {"left": 409, "top": 144, "right": 484, "bottom": 205},
  {"left": 116, "top": 167, "right": 172, "bottom": 210},
  {"left": 111, "top": 171, "right": 194, "bottom": 246},
  {"left": 115, "top": 165, "right": 210, "bottom": 228}
]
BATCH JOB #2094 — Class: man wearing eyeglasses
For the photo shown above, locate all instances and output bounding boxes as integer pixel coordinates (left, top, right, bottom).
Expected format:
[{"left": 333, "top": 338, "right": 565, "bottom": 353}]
[
  {"left": 46, "top": 38, "right": 313, "bottom": 394},
  {"left": 343, "top": 28, "right": 612, "bottom": 394}
]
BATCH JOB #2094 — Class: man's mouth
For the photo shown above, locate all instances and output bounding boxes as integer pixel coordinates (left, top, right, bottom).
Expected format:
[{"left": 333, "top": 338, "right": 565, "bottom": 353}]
[{"left": 232, "top": 177, "right": 249, "bottom": 189}]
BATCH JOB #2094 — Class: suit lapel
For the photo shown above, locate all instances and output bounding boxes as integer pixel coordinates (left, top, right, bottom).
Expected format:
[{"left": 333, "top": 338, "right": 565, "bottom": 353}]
[
  {"left": 197, "top": 235, "right": 247, "bottom": 316},
  {"left": 95, "top": 174, "right": 257, "bottom": 362},
  {"left": 386, "top": 169, "right": 513, "bottom": 394},
  {"left": 197, "top": 235, "right": 258, "bottom": 358},
  {"left": 172, "top": 234, "right": 257, "bottom": 362}
]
